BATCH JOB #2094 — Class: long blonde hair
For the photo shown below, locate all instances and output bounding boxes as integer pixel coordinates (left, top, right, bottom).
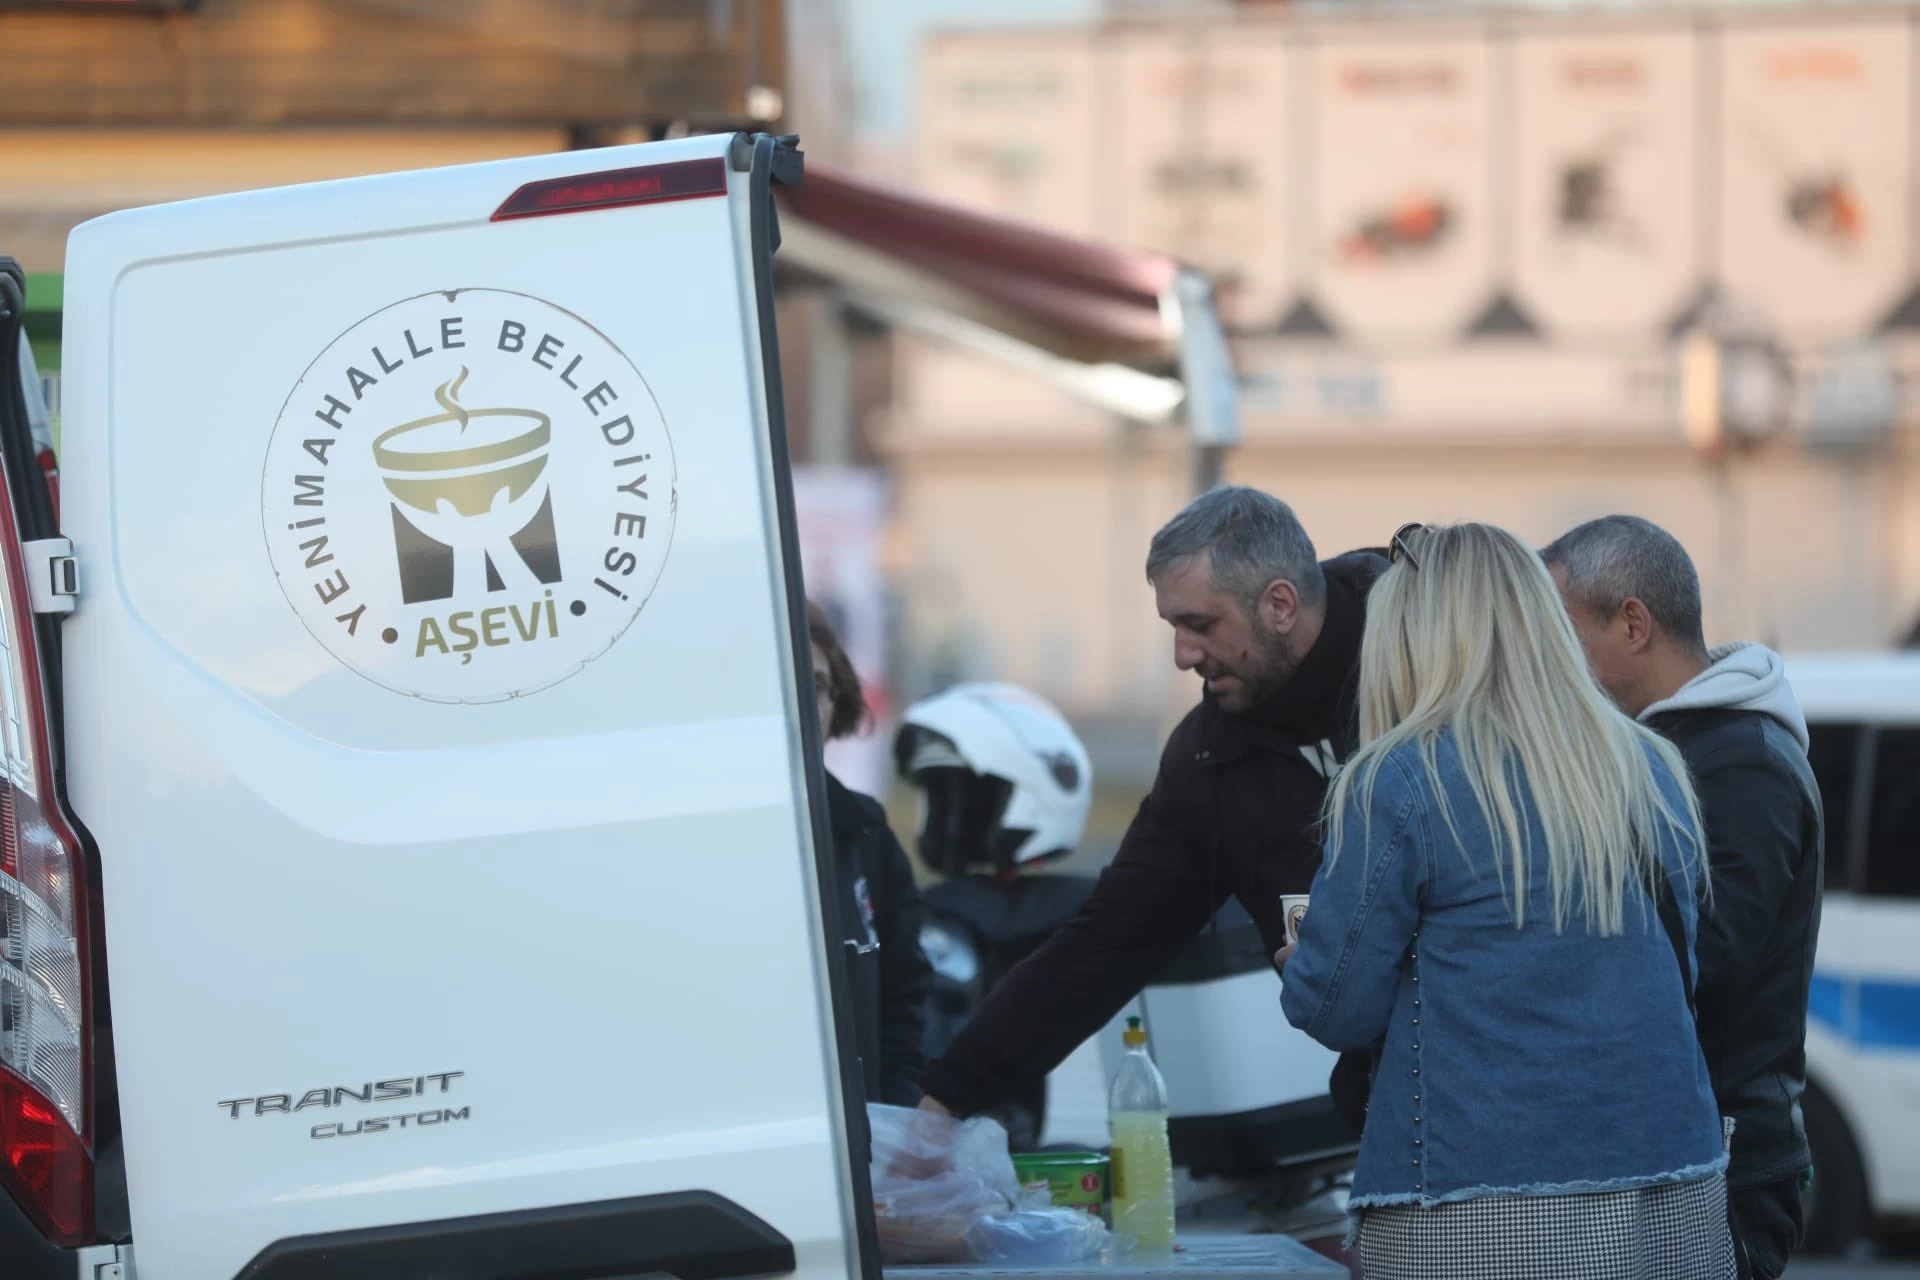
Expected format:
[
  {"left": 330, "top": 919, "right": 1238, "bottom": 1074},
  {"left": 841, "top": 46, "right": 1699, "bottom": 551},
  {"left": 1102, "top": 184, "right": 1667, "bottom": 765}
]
[{"left": 1325, "top": 522, "right": 1703, "bottom": 935}]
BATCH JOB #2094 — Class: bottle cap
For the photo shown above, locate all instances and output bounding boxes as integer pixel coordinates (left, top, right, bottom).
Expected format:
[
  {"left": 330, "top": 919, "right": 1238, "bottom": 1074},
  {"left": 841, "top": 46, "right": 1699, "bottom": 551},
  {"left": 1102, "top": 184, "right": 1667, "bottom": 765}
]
[{"left": 1123, "top": 1015, "right": 1147, "bottom": 1048}]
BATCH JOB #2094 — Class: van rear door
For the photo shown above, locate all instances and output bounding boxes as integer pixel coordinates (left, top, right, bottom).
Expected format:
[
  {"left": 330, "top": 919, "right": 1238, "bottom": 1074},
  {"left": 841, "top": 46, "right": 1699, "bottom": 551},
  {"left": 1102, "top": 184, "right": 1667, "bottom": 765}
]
[{"left": 58, "top": 133, "right": 874, "bottom": 1280}]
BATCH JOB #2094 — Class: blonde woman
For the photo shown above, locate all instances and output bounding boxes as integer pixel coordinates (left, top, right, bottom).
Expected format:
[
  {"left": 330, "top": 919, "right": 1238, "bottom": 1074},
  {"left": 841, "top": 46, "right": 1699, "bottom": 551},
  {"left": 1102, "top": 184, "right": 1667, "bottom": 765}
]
[{"left": 1278, "top": 522, "right": 1734, "bottom": 1279}]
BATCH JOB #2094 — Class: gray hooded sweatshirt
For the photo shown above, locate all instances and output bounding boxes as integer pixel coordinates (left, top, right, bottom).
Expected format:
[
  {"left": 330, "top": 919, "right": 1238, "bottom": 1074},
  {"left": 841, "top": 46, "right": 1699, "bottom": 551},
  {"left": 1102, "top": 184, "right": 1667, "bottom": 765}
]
[{"left": 1638, "top": 642, "right": 1810, "bottom": 753}]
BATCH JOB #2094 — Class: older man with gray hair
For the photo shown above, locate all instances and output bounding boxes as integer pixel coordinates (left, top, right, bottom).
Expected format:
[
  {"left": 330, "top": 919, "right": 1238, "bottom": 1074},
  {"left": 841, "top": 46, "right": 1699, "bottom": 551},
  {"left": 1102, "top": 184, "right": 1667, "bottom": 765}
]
[
  {"left": 918, "top": 486, "right": 1387, "bottom": 1135},
  {"left": 1543, "top": 515, "right": 1824, "bottom": 1280}
]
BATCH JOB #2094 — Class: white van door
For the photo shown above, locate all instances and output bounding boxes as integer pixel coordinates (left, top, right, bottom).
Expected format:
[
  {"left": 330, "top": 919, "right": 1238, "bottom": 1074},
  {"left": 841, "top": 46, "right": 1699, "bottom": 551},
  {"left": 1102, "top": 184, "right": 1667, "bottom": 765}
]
[{"left": 56, "top": 133, "right": 876, "bottom": 1280}]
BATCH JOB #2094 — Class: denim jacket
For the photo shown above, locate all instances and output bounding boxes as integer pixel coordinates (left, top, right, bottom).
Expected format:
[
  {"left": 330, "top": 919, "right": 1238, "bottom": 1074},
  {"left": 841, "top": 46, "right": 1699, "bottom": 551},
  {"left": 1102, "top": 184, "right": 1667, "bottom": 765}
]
[{"left": 1279, "top": 732, "right": 1727, "bottom": 1217}]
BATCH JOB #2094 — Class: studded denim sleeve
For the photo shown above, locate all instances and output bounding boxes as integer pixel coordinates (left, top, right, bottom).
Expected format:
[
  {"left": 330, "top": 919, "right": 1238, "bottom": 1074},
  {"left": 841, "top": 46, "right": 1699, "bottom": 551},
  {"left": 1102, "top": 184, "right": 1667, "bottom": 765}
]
[{"left": 1279, "top": 757, "right": 1427, "bottom": 1052}]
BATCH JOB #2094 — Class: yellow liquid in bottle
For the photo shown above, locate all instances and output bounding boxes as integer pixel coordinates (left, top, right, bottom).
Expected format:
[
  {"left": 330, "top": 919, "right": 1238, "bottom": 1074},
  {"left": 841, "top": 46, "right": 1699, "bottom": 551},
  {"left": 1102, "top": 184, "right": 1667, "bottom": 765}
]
[{"left": 1109, "top": 1110, "right": 1176, "bottom": 1253}]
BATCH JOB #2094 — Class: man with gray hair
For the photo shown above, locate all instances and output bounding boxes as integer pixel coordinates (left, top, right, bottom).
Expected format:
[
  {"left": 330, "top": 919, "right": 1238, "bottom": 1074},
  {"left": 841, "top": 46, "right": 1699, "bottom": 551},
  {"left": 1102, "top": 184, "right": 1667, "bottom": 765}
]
[
  {"left": 919, "top": 486, "right": 1387, "bottom": 1134},
  {"left": 1544, "top": 515, "right": 1823, "bottom": 1280}
]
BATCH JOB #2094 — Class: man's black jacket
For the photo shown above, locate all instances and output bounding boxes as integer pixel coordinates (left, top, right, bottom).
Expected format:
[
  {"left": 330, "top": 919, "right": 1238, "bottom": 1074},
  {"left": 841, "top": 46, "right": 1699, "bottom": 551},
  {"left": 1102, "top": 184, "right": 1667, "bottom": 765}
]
[
  {"left": 1646, "top": 703, "right": 1824, "bottom": 1190},
  {"left": 921, "top": 552, "right": 1386, "bottom": 1117}
]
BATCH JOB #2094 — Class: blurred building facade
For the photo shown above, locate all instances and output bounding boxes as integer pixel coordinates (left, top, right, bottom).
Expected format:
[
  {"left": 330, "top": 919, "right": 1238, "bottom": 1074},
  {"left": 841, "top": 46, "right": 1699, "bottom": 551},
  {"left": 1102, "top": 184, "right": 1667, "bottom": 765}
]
[
  {"left": 887, "top": 1, "right": 1920, "bottom": 776},
  {"left": 0, "top": 0, "right": 786, "bottom": 390}
]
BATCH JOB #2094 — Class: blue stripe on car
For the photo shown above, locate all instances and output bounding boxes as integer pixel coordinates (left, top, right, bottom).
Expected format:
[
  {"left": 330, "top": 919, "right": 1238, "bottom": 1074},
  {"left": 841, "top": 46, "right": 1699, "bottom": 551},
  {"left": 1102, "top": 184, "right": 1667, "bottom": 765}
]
[{"left": 1809, "top": 973, "right": 1920, "bottom": 1050}]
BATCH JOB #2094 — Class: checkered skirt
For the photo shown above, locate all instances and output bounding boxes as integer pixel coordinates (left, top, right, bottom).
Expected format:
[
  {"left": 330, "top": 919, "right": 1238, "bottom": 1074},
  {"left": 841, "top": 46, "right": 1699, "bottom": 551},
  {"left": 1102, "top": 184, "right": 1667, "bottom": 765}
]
[{"left": 1356, "top": 1174, "right": 1737, "bottom": 1280}]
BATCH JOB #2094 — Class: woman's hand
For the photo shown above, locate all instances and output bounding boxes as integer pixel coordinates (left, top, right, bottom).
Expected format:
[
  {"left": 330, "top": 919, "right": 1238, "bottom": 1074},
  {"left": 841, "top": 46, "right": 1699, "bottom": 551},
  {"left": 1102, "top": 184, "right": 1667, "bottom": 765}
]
[{"left": 1273, "top": 941, "right": 1297, "bottom": 973}]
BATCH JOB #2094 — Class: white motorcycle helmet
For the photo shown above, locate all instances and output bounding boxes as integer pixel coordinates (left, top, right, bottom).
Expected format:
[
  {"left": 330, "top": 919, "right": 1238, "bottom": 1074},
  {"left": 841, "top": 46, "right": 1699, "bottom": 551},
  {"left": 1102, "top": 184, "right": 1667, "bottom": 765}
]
[{"left": 893, "top": 683, "right": 1093, "bottom": 876}]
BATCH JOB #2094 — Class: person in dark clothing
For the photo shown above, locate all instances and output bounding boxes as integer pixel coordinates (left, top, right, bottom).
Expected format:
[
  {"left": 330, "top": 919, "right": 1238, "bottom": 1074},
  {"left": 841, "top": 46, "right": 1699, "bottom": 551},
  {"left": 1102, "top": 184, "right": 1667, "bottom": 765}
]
[
  {"left": 1544, "top": 516, "right": 1824, "bottom": 1280},
  {"left": 809, "top": 601, "right": 934, "bottom": 1108},
  {"left": 916, "top": 486, "right": 1386, "bottom": 1120}
]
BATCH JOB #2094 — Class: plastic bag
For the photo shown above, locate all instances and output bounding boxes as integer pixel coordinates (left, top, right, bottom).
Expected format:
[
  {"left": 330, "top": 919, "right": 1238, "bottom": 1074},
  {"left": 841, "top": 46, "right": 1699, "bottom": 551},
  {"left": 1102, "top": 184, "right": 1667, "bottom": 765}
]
[
  {"left": 866, "top": 1104, "right": 1107, "bottom": 1265},
  {"left": 868, "top": 1103, "right": 1021, "bottom": 1262},
  {"left": 965, "top": 1207, "right": 1112, "bottom": 1266}
]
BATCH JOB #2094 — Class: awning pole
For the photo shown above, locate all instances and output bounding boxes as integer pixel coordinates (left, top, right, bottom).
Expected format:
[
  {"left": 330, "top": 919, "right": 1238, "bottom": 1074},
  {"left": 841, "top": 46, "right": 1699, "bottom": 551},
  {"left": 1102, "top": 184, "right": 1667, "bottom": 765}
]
[
  {"left": 1191, "top": 443, "right": 1226, "bottom": 495},
  {"left": 1172, "top": 269, "right": 1239, "bottom": 496}
]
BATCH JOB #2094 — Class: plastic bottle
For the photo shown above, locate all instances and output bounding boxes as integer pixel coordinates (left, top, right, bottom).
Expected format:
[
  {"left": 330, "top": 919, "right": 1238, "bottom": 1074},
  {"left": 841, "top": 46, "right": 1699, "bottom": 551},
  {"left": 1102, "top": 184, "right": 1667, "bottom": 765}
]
[{"left": 1107, "top": 1015, "right": 1175, "bottom": 1254}]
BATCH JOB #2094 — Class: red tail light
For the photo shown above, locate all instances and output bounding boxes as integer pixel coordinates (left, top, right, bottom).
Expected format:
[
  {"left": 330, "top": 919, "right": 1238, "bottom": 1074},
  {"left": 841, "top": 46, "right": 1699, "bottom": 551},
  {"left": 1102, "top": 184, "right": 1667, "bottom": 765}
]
[
  {"left": 0, "top": 1073, "right": 87, "bottom": 1241},
  {"left": 490, "top": 157, "right": 728, "bottom": 222},
  {"left": 0, "top": 441, "right": 89, "bottom": 1244}
]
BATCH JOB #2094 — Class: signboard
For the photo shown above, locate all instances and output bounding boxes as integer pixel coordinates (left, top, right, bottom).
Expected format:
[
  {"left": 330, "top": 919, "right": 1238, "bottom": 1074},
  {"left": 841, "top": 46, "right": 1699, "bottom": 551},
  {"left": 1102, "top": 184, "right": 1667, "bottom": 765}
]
[
  {"left": 1110, "top": 29, "right": 1294, "bottom": 329},
  {"left": 1312, "top": 35, "right": 1494, "bottom": 343},
  {"left": 913, "top": 9, "right": 1920, "bottom": 438},
  {"left": 1513, "top": 29, "right": 1699, "bottom": 338},
  {"left": 921, "top": 33, "right": 1106, "bottom": 239},
  {"left": 1718, "top": 20, "right": 1911, "bottom": 338}
]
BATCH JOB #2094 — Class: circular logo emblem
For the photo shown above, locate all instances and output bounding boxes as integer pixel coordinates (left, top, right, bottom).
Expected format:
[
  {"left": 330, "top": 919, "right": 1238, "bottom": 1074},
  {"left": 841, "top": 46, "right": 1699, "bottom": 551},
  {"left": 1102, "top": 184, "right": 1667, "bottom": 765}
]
[{"left": 263, "top": 289, "right": 676, "bottom": 703}]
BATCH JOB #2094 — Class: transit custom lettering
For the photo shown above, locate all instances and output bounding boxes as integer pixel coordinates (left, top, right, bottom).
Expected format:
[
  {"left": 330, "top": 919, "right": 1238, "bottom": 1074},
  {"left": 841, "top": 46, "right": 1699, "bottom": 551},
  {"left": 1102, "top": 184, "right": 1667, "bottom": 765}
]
[{"left": 217, "top": 1072, "right": 471, "bottom": 1141}]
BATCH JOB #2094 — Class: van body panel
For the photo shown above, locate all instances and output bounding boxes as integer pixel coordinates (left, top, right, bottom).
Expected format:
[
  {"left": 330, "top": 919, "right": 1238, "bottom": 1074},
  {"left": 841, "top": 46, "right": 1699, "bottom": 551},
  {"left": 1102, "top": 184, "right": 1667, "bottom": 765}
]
[{"left": 57, "top": 135, "right": 863, "bottom": 1279}]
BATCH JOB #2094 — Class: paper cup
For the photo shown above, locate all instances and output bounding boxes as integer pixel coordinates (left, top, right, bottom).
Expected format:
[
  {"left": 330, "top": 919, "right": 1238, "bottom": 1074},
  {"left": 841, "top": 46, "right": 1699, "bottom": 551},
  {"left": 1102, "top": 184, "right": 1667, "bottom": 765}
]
[{"left": 1281, "top": 894, "right": 1310, "bottom": 947}]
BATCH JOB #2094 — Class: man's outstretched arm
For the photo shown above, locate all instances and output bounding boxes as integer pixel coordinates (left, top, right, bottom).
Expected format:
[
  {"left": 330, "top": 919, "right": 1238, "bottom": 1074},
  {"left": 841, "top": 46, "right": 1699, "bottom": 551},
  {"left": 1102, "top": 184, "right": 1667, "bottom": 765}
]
[{"left": 919, "top": 761, "right": 1224, "bottom": 1117}]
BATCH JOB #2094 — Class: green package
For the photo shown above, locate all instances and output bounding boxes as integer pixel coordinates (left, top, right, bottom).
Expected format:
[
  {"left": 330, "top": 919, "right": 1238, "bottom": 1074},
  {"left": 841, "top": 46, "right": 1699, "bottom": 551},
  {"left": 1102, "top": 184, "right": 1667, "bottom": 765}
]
[{"left": 1009, "top": 1150, "right": 1109, "bottom": 1219}]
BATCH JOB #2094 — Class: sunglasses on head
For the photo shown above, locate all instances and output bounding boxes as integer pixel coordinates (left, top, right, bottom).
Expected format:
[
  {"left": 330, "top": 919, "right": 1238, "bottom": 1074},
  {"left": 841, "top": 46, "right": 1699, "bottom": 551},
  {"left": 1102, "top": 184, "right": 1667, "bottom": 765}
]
[{"left": 1388, "top": 521, "right": 1428, "bottom": 571}]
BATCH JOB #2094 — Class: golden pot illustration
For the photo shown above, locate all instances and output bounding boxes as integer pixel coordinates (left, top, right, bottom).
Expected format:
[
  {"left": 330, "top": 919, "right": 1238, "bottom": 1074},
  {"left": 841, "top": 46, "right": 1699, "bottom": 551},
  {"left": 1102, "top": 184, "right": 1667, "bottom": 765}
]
[{"left": 372, "top": 369, "right": 554, "bottom": 595}]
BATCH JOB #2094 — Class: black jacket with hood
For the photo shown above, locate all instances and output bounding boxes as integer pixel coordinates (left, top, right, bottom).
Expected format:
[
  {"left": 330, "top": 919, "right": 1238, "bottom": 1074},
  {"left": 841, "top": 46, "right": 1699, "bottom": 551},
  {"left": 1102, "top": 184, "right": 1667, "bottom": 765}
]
[
  {"left": 1639, "top": 643, "right": 1825, "bottom": 1194},
  {"left": 920, "top": 552, "right": 1386, "bottom": 1117},
  {"left": 826, "top": 770, "right": 934, "bottom": 1109}
]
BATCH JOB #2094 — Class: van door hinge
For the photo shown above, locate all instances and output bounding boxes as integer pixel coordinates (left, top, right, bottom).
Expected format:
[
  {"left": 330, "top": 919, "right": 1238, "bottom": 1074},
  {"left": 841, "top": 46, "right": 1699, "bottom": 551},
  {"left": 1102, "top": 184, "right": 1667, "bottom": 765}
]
[
  {"left": 75, "top": 1240, "right": 133, "bottom": 1279},
  {"left": 24, "top": 538, "right": 77, "bottom": 614}
]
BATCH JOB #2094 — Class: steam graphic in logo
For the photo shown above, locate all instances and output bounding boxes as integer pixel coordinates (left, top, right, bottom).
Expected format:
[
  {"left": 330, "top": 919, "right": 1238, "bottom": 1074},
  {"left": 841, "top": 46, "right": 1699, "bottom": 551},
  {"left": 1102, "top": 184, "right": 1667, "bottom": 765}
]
[{"left": 263, "top": 289, "right": 677, "bottom": 703}]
